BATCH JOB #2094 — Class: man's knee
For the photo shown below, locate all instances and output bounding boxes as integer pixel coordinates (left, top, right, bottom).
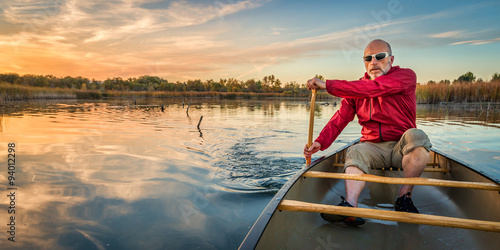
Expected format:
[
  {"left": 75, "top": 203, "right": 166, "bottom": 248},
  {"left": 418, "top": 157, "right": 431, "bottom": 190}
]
[
  {"left": 408, "top": 146, "right": 430, "bottom": 160},
  {"left": 414, "top": 146, "right": 429, "bottom": 154},
  {"left": 344, "top": 145, "right": 371, "bottom": 173},
  {"left": 403, "top": 128, "right": 428, "bottom": 141},
  {"left": 401, "top": 129, "right": 432, "bottom": 155},
  {"left": 402, "top": 146, "right": 430, "bottom": 171}
]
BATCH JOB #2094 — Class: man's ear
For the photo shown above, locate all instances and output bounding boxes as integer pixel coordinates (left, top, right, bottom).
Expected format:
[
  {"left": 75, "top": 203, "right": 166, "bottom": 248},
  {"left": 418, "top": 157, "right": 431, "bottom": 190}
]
[{"left": 390, "top": 55, "right": 395, "bottom": 66}]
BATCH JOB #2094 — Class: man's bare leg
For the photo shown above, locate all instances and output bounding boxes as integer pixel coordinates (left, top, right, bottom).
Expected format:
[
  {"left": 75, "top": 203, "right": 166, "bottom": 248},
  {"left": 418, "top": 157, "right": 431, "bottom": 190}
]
[
  {"left": 399, "top": 147, "right": 429, "bottom": 197},
  {"left": 345, "top": 166, "right": 365, "bottom": 207},
  {"left": 321, "top": 165, "right": 366, "bottom": 226}
]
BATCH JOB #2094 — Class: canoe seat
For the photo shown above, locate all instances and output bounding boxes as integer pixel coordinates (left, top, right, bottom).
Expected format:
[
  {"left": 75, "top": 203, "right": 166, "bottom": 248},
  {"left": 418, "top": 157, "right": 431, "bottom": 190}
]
[{"left": 331, "top": 163, "right": 449, "bottom": 172}]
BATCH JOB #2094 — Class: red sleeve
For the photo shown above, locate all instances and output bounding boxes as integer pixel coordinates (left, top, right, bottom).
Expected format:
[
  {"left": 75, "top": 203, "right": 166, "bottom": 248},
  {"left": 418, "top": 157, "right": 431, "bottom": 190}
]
[
  {"left": 325, "top": 67, "right": 416, "bottom": 98},
  {"left": 315, "top": 98, "right": 356, "bottom": 150}
]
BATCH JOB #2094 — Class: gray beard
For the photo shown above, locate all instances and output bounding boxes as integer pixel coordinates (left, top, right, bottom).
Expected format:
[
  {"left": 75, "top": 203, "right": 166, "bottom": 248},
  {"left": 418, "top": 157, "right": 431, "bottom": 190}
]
[{"left": 369, "top": 65, "right": 391, "bottom": 79}]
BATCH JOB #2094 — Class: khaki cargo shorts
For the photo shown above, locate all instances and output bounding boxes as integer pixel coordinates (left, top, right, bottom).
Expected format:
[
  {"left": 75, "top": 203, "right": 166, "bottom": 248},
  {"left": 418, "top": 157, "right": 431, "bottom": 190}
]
[{"left": 344, "top": 128, "right": 432, "bottom": 173}]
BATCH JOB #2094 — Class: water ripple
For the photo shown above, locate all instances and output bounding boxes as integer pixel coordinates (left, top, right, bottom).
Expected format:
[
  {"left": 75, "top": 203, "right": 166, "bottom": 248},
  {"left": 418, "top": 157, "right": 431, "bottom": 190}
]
[{"left": 212, "top": 137, "right": 303, "bottom": 193}]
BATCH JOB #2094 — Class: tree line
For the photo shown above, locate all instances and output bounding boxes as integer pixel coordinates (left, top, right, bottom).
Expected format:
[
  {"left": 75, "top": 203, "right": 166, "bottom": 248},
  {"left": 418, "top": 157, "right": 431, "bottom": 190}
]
[
  {"left": 0, "top": 73, "right": 314, "bottom": 95},
  {"left": 425, "top": 72, "right": 500, "bottom": 85},
  {"left": 0, "top": 71, "right": 498, "bottom": 95}
]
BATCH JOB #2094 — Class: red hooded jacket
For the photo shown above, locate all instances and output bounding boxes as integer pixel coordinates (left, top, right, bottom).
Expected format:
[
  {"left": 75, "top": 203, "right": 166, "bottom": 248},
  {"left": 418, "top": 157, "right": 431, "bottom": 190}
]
[{"left": 315, "top": 66, "right": 417, "bottom": 151}]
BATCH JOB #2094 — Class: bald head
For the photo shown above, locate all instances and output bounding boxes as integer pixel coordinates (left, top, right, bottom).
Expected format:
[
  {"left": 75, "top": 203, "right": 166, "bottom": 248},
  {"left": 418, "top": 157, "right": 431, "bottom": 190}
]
[
  {"left": 365, "top": 39, "right": 392, "bottom": 55},
  {"left": 364, "top": 39, "right": 394, "bottom": 80}
]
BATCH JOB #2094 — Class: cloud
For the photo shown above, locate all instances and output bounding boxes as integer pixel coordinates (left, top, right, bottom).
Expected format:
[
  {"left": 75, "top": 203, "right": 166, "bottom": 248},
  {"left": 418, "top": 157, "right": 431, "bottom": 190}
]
[
  {"left": 430, "top": 31, "right": 463, "bottom": 38},
  {"left": 428, "top": 27, "right": 500, "bottom": 46},
  {"left": 0, "top": 0, "right": 269, "bottom": 79},
  {"left": 0, "top": 3, "right": 445, "bottom": 80},
  {"left": 1, "top": 0, "right": 268, "bottom": 42},
  {"left": 2, "top": 0, "right": 61, "bottom": 25},
  {"left": 209, "top": 11, "right": 444, "bottom": 64},
  {"left": 0, "top": 0, "right": 498, "bottom": 82},
  {"left": 451, "top": 37, "right": 500, "bottom": 45},
  {"left": 271, "top": 27, "right": 286, "bottom": 35}
]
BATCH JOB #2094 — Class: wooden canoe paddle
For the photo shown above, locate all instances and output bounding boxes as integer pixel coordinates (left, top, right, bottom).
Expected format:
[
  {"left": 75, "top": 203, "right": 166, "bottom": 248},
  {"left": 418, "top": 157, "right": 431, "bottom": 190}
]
[{"left": 306, "top": 89, "right": 317, "bottom": 165}]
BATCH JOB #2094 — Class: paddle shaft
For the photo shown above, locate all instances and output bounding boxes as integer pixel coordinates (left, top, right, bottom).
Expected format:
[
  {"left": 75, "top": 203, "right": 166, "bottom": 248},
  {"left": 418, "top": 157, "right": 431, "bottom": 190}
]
[
  {"left": 306, "top": 89, "right": 317, "bottom": 165},
  {"left": 278, "top": 199, "right": 500, "bottom": 233}
]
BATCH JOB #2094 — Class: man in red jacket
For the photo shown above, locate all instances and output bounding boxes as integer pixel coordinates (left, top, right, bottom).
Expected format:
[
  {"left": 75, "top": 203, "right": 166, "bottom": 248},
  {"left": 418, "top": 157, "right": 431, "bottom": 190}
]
[{"left": 304, "top": 39, "right": 431, "bottom": 226}]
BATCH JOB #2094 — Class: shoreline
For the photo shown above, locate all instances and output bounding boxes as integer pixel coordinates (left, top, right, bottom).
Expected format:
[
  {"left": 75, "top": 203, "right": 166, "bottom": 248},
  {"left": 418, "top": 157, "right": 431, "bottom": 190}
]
[
  {"left": 2, "top": 95, "right": 498, "bottom": 105},
  {"left": 1, "top": 82, "right": 499, "bottom": 104}
]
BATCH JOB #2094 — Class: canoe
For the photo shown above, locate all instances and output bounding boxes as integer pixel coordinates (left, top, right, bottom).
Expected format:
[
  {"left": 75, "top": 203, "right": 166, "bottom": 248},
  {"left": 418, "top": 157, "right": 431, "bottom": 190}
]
[{"left": 239, "top": 139, "right": 500, "bottom": 249}]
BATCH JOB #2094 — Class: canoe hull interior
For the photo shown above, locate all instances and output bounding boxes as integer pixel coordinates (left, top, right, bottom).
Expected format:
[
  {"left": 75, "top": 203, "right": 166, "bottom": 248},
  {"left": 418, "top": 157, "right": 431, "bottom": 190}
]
[{"left": 243, "top": 144, "right": 500, "bottom": 249}]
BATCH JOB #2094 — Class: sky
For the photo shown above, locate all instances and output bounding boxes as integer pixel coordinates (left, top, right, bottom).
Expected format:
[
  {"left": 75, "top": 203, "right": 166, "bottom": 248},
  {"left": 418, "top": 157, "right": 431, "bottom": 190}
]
[{"left": 0, "top": 0, "right": 499, "bottom": 84}]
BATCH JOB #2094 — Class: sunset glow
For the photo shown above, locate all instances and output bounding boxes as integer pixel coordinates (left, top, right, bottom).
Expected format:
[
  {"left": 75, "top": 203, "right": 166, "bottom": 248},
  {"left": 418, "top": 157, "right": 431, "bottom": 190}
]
[{"left": 1, "top": 0, "right": 499, "bottom": 83}]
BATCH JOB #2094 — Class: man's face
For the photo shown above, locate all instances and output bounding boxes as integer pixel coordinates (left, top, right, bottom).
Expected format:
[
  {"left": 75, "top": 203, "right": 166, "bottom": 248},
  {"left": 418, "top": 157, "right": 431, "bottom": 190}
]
[{"left": 364, "top": 42, "right": 394, "bottom": 79}]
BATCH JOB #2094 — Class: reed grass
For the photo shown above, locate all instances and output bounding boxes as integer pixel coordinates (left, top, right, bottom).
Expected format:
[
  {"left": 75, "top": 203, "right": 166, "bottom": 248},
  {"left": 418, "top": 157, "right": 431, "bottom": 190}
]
[
  {"left": 3, "top": 79, "right": 498, "bottom": 103},
  {"left": 416, "top": 81, "right": 500, "bottom": 104},
  {"left": 0, "top": 82, "right": 328, "bottom": 101},
  {"left": 75, "top": 90, "right": 102, "bottom": 99},
  {"left": 0, "top": 82, "right": 103, "bottom": 101},
  {"left": 103, "top": 90, "right": 336, "bottom": 101},
  {"left": 0, "top": 82, "right": 75, "bottom": 101}
]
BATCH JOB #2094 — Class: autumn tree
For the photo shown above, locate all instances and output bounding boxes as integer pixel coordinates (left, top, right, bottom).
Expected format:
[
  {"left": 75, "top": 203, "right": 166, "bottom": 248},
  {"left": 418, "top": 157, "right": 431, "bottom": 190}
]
[
  {"left": 0, "top": 73, "right": 19, "bottom": 84},
  {"left": 456, "top": 72, "right": 476, "bottom": 83},
  {"left": 244, "top": 78, "right": 261, "bottom": 92},
  {"left": 492, "top": 73, "right": 500, "bottom": 82},
  {"left": 262, "top": 75, "right": 277, "bottom": 92}
]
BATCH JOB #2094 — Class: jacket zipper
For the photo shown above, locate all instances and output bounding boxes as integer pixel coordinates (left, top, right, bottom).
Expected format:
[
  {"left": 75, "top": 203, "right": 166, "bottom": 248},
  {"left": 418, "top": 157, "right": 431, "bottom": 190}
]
[
  {"left": 369, "top": 98, "right": 372, "bottom": 120},
  {"left": 379, "top": 122, "right": 384, "bottom": 142},
  {"left": 370, "top": 98, "right": 383, "bottom": 142}
]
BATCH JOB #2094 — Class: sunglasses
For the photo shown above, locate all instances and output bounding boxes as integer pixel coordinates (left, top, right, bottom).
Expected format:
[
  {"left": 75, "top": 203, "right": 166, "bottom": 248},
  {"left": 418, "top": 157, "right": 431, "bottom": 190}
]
[{"left": 363, "top": 52, "right": 391, "bottom": 62}]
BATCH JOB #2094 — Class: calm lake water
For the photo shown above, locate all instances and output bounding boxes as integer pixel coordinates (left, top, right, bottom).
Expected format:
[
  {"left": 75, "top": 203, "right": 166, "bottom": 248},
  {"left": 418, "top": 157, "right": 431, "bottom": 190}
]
[{"left": 1, "top": 98, "right": 499, "bottom": 249}]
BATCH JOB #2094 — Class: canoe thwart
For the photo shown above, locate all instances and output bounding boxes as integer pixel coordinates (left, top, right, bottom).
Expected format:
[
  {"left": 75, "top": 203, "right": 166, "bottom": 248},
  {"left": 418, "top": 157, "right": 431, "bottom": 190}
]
[
  {"left": 278, "top": 200, "right": 500, "bottom": 233},
  {"left": 302, "top": 171, "right": 500, "bottom": 191}
]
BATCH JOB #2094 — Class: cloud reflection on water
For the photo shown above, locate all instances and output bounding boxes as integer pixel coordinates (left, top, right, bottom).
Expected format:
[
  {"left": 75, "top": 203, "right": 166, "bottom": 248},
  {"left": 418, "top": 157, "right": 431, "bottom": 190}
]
[{"left": 0, "top": 100, "right": 498, "bottom": 249}]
